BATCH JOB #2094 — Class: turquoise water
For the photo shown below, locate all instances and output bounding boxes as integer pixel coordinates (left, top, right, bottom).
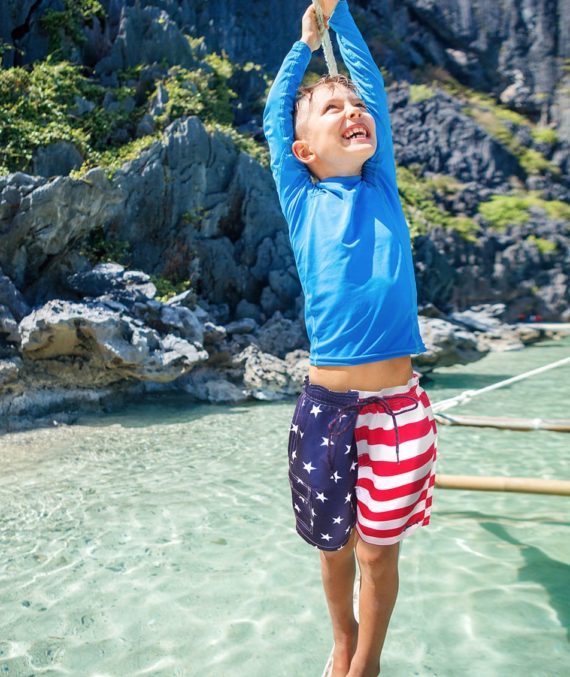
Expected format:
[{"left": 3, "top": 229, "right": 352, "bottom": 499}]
[{"left": 0, "top": 337, "right": 569, "bottom": 676}]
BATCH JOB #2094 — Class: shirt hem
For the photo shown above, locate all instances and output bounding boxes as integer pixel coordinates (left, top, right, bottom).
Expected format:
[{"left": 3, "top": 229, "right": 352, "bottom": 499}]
[{"left": 309, "top": 345, "right": 427, "bottom": 367}]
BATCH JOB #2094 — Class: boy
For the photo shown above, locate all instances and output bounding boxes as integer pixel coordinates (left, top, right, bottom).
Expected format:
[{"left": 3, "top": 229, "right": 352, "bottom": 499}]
[{"left": 262, "top": 2, "right": 438, "bottom": 675}]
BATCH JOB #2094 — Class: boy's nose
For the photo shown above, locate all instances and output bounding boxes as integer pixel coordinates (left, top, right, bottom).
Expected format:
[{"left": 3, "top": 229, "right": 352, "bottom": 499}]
[{"left": 346, "top": 106, "right": 362, "bottom": 118}]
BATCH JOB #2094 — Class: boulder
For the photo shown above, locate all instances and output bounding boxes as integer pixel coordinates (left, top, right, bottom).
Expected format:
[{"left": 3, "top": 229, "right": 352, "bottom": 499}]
[
  {"left": 177, "top": 366, "right": 248, "bottom": 403},
  {"left": 18, "top": 299, "right": 208, "bottom": 382},
  {"left": 414, "top": 316, "right": 485, "bottom": 369},
  {"left": 32, "top": 142, "right": 84, "bottom": 178},
  {"left": 232, "top": 344, "right": 298, "bottom": 400},
  {"left": 253, "top": 311, "right": 309, "bottom": 358}
]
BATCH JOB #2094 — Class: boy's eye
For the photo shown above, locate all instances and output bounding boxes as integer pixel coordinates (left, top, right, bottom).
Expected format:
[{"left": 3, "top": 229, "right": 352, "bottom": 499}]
[{"left": 325, "top": 104, "right": 338, "bottom": 111}]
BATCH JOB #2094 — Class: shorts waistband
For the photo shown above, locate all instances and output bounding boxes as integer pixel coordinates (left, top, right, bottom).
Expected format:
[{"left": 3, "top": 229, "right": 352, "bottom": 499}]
[{"left": 302, "top": 371, "right": 421, "bottom": 406}]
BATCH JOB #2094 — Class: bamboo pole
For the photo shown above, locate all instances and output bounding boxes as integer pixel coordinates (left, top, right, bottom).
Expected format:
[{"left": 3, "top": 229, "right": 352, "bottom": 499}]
[{"left": 435, "top": 474, "right": 570, "bottom": 496}]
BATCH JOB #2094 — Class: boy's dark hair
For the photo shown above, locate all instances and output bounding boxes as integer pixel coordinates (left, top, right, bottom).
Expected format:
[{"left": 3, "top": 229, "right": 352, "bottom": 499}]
[{"left": 293, "top": 74, "right": 359, "bottom": 138}]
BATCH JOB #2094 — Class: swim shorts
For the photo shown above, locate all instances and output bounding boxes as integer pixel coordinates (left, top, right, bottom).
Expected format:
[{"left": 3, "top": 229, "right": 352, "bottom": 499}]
[{"left": 287, "top": 372, "right": 437, "bottom": 550}]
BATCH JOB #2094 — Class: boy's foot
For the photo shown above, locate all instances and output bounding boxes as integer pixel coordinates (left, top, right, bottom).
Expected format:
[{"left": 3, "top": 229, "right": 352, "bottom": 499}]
[{"left": 331, "top": 622, "right": 358, "bottom": 677}]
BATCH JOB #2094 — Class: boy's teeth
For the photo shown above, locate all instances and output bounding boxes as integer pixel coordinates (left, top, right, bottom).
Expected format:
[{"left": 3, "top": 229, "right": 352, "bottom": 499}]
[{"left": 345, "top": 128, "right": 366, "bottom": 139}]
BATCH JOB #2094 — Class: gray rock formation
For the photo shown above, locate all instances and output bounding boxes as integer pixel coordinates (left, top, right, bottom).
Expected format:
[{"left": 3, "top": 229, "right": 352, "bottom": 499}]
[
  {"left": 0, "top": 169, "right": 122, "bottom": 301},
  {"left": 391, "top": 86, "right": 523, "bottom": 188},
  {"left": 19, "top": 299, "right": 208, "bottom": 381}
]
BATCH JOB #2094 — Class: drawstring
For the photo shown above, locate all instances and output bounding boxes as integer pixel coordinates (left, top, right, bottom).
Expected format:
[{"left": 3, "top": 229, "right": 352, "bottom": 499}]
[{"left": 326, "top": 394, "right": 420, "bottom": 472}]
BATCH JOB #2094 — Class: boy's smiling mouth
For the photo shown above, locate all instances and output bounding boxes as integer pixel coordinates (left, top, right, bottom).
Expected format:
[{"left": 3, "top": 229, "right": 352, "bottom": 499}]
[{"left": 341, "top": 123, "right": 371, "bottom": 142}]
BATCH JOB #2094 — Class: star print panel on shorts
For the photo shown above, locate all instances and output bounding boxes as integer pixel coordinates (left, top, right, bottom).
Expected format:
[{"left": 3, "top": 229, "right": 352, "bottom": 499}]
[{"left": 287, "top": 390, "right": 358, "bottom": 551}]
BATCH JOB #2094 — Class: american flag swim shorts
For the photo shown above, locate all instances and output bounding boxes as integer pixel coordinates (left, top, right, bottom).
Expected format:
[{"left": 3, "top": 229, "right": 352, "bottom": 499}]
[{"left": 287, "top": 372, "right": 437, "bottom": 550}]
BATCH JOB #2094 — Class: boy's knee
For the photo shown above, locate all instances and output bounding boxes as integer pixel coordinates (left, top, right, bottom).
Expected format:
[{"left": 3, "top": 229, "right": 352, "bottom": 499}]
[{"left": 356, "top": 538, "right": 400, "bottom": 573}]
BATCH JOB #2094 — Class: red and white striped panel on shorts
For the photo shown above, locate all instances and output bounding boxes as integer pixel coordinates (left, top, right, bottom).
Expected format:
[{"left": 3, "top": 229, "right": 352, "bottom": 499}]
[{"left": 353, "top": 373, "right": 437, "bottom": 546}]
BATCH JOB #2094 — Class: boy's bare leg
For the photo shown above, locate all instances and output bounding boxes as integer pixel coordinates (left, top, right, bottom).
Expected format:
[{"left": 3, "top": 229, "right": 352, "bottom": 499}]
[
  {"left": 320, "top": 529, "right": 359, "bottom": 676},
  {"left": 347, "top": 534, "right": 400, "bottom": 677}
]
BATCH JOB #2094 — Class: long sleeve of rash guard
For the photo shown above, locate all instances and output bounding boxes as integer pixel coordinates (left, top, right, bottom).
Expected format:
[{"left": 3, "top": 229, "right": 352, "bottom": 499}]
[
  {"left": 329, "top": 0, "right": 396, "bottom": 187},
  {"left": 262, "top": 40, "right": 313, "bottom": 223}
]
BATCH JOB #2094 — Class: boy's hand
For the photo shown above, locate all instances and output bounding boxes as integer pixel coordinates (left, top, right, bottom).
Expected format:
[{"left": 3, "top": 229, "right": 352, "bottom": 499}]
[
  {"left": 320, "top": 0, "right": 341, "bottom": 27},
  {"left": 301, "top": 5, "right": 322, "bottom": 52},
  {"left": 301, "top": 2, "right": 340, "bottom": 49}
]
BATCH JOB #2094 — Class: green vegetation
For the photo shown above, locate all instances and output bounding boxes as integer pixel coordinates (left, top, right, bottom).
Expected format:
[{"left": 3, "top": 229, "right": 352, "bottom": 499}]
[
  {"left": 149, "top": 275, "right": 192, "bottom": 302},
  {"left": 478, "top": 193, "right": 570, "bottom": 230},
  {"left": 0, "top": 60, "right": 95, "bottom": 172},
  {"left": 396, "top": 166, "right": 479, "bottom": 240},
  {"left": 40, "top": 0, "right": 106, "bottom": 56},
  {"left": 0, "top": 13, "right": 269, "bottom": 178},
  {"left": 155, "top": 52, "right": 236, "bottom": 127},
  {"left": 527, "top": 235, "right": 557, "bottom": 254},
  {"left": 531, "top": 126, "right": 559, "bottom": 145},
  {"left": 79, "top": 225, "right": 131, "bottom": 266},
  {"left": 409, "top": 84, "right": 436, "bottom": 103}
]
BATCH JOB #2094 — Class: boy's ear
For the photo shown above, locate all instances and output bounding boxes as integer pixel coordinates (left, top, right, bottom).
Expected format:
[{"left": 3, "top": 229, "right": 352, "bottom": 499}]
[{"left": 292, "top": 140, "right": 316, "bottom": 165}]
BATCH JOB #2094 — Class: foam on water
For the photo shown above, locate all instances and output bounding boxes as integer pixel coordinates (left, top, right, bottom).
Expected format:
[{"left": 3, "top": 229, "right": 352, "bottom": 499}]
[{"left": 0, "top": 337, "right": 569, "bottom": 676}]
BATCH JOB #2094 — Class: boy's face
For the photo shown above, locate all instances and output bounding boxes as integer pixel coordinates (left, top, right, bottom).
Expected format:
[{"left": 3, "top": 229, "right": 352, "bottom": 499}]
[{"left": 292, "top": 84, "right": 377, "bottom": 180}]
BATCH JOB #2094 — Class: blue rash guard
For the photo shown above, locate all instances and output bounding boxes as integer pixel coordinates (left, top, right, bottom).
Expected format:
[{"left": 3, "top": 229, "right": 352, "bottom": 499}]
[{"left": 262, "top": 0, "right": 427, "bottom": 366}]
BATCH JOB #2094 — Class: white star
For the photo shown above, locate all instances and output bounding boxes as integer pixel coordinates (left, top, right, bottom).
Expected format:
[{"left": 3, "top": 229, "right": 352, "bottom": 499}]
[
  {"left": 299, "top": 430, "right": 305, "bottom": 438},
  {"left": 290, "top": 423, "right": 299, "bottom": 433},
  {"left": 345, "top": 444, "right": 351, "bottom": 454},
  {"left": 333, "top": 516, "right": 343, "bottom": 524},
  {"left": 294, "top": 504, "right": 301, "bottom": 513},
  {"left": 350, "top": 461, "right": 357, "bottom": 471},
  {"left": 321, "top": 437, "right": 330, "bottom": 446},
  {"left": 303, "top": 461, "right": 316, "bottom": 474},
  {"left": 344, "top": 492, "right": 352, "bottom": 503},
  {"left": 311, "top": 507, "right": 317, "bottom": 516},
  {"left": 345, "top": 526, "right": 351, "bottom": 533},
  {"left": 340, "top": 414, "right": 347, "bottom": 418},
  {"left": 310, "top": 404, "right": 323, "bottom": 417},
  {"left": 291, "top": 449, "right": 297, "bottom": 460},
  {"left": 321, "top": 533, "right": 332, "bottom": 542},
  {"left": 330, "top": 471, "right": 342, "bottom": 483},
  {"left": 316, "top": 492, "right": 328, "bottom": 503}
]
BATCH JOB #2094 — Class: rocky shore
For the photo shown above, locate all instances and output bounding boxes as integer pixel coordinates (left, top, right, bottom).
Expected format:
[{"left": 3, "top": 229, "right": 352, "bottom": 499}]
[{"left": 0, "top": 250, "right": 558, "bottom": 433}]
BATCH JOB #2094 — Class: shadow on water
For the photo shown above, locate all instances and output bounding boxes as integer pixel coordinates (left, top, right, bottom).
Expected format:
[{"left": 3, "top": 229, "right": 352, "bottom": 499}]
[{"left": 480, "top": 521, "right": 570, "bottom": 641}]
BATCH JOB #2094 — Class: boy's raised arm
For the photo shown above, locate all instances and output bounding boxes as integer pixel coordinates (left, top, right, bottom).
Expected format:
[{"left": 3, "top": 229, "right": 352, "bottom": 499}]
[
  {"left": 328, "top": 0, "right": 395, "bottom": 185},
  {"left": 263, "top": 37, "right": 313, "bottom": 221}
]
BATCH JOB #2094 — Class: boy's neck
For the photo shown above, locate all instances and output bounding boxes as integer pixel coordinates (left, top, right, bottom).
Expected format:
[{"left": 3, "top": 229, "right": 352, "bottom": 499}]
[{"left": 312, "top": 168, "right": 363, "bottom": 181}]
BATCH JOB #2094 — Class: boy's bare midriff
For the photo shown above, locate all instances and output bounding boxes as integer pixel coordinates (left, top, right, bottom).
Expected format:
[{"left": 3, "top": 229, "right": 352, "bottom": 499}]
[{"left": 308, "top": 354, "right": 413, "bottom": 392}]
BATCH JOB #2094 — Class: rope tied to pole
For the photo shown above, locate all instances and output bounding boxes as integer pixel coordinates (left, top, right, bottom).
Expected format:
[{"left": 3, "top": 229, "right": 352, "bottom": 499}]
[{"left": 312, "top": 0, "right": 338, "bottom": 75}]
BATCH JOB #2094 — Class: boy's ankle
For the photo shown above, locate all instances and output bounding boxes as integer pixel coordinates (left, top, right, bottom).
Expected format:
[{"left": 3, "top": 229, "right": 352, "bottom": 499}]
[{"left": 346, "top": 656, "right": 381, "bottom": 677}]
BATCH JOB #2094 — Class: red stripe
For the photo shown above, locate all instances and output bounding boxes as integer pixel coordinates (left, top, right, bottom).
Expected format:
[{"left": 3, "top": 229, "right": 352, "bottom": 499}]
[
  {"left": 356, "top": 468, "right": 433, "bottom": 501},
  {"left": 355, "top": 415, "right": 434, "bottom": 446},
  {"left": 358, "top": 442, "right": 436, "bottom": 476},
  {"left": 357, "top": 507, "right": 427, "bottom": 539},
  {"left": 358, "top": 485, "right": 430, "bottom": 521}
]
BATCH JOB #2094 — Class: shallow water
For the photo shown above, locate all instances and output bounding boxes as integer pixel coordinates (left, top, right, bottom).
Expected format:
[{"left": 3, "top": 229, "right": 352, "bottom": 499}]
[{"left": 0, "top": 337, "right": 569, "bottom": 676}]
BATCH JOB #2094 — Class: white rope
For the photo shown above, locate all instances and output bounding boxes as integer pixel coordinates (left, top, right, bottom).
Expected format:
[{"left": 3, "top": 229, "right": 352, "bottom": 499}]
[
  {"left": 312, "top": 0, "right": 338, "bottom": 75},
  {"left": 432, "top": 355, "right": 570, "bottom": 413}
]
